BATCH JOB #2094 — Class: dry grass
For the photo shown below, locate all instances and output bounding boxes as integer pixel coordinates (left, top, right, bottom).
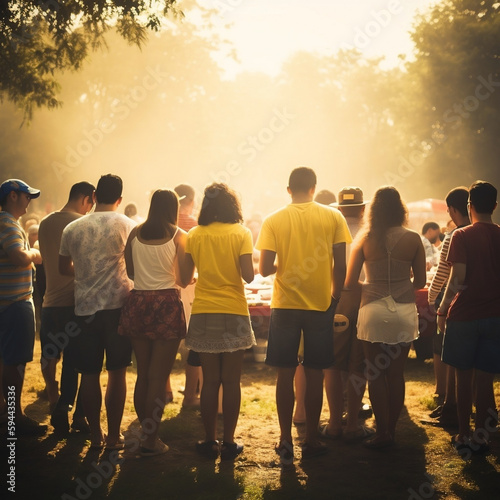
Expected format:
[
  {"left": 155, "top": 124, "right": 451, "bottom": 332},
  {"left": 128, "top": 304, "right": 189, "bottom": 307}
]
[{"left": 8, "top": 341, "right": 500, "bottom": 499}]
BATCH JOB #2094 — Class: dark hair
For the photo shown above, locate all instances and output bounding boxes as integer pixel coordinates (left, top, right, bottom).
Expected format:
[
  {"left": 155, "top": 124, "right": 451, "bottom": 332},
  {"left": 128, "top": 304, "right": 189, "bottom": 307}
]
[
  {"left": 421, "top": 221, "right": 440, "bottom": 235},
  {"left": 288, "top": 167, "right": 317, "bottom": 193},
  {"left": 140, "top": 189, "right": 178, "bottom": 240},
  {"left": 198, "top": 183, "right": 243, "bottom": 226},
  {"left": 68, "top": 181, "right": 95, "bottom": 202},
  {"left": 95, "top": 174, "right": 123, "bottom": 204},
  {"left": 445, "top": 187, "right": 468, "bottom": 217},
  {"left": 469, "top": 180, "right": 497, "bottom": 215},
  {"left": 364, "top": 186, "right": 407, "bottom": 248},
  {"left": 314, "top": 189, "right": 336, "bottom": 205}
]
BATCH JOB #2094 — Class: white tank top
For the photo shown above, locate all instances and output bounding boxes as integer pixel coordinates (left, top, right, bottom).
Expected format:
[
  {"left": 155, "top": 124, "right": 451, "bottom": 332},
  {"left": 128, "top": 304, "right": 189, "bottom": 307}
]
[{"left": 131, "top": 228, "right": 178, "bottom": 290}]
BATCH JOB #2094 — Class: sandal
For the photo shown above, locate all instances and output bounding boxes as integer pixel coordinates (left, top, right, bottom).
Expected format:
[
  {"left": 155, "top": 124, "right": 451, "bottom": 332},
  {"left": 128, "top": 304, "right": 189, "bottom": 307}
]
[
  {"left": 275, "top": 439, "right": 294, "bottom": 465},
  {"left": 220, "top": 441, "right": 244, "bottom": 461},
  {"left": 196, "top": 440, "right": 220, "bottom": 459},
  {"left": 105, "top": 434, "right": 125, "bottom": 451},
  {"left": 343, "top": 425, "right": 376, "bottom": 443},
  {"left": 318, "top": 424, "right": 342, "bottom": 440}
]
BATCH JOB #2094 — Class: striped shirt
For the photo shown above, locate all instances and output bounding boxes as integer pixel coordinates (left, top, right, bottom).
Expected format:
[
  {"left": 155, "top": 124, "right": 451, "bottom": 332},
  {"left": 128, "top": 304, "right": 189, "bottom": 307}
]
[
  {"left": 428, "top": 227, "right": 460, "bottom": 305},
  {"left": 0, "top": 211, "right": 33, "bottom": 308}
]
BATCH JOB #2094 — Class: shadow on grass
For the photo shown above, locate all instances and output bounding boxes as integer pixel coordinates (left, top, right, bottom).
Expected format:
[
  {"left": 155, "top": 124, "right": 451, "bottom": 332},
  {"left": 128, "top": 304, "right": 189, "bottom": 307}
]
[
  {"left": 261, "top": 407, "right": 433, "bottom": 500},
  {"left": 447, "top": 436, "right": 500, "bottom": 499}
]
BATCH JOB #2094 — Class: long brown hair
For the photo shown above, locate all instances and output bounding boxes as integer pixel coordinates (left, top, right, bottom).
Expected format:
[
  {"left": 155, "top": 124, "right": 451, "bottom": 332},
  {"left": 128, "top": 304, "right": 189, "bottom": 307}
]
[
  {"left": 140, "top": 189, "right": 178, "bottom": 240},
  {"left": 362, "top": 186, "right": 408, "bottom": 248}
]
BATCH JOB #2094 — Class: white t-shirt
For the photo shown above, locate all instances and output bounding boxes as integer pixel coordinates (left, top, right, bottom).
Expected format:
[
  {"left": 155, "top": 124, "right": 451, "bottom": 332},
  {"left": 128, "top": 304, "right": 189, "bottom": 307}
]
[{"left": 59, "top": 212, "right": 135, "bottom": 316}]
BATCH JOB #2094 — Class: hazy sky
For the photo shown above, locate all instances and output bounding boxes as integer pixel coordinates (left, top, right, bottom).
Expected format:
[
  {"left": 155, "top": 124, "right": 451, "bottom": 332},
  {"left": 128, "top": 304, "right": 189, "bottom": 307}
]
[{"left": 197, "top": 0, "right": 439, "bottom": 76}]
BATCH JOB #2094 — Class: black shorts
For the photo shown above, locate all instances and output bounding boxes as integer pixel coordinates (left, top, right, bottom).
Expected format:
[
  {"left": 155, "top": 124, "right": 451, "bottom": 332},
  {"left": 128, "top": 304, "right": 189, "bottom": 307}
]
[
  {"left": 75, "top": 309, "right": 132, "bottom": 374},
  {"left": 265, "top": 299, "right": 337, "bottom": 370}
]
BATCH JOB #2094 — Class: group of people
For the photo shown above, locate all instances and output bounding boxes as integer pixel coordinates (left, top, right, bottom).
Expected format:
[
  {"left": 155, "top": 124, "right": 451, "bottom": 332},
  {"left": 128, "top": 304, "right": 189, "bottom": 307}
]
[{"left": 1, "top": 169, "right": 499, "bottom": 463}]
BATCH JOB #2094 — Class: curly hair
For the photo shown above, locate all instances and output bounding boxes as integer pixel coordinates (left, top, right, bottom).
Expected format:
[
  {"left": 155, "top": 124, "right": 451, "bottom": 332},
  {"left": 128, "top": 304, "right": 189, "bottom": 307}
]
[
  {"left": 363, "top": 186, "right": 408, "bottom": 248},
  {"left": 140, "top": 189, "right": 178, "bottom": 240},
  {"left": 198, "top": 183, "right": 243, "bottom": 226}
]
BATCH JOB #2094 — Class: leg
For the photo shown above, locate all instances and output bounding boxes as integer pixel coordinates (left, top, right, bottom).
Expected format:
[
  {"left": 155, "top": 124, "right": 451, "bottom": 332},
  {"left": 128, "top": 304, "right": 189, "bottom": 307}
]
[
  {"left": 323, "top": 367, "right": 344, "bottom": 435},
  {"left": 275, "top": 367, "right": 296, "bottom": 444},
  {"left": 385, "top": 343, "right": 411, "bottom": 438},
  {"left": 444, "top": 366, "right": 456, "bottom": 405},
  {"left": 131, "top": 338, "right": 151, "bottom": 423},
  {"left": 183, "top": 364, "right": 202, "bottom": 407},
  {"left": 345, "top": 369, "right": 366, "bottom": 433},
  {"left": 433, "top": 353, "right": 447, "bottom": 399},
  {"left": 3, "top": 364, "right": 26, "bottom": 417},
  {"left": 199, "top": 353, "right": 222, "bottom": 442},
  {"left": 455, "top": 368, "right": 474, "bottom": 441},
  {"left": 141, "top": 339, "right": 180, "bottom": 449},
  {"left": 220, "top": 350, "right": 245, "bottom": 444},
  {"left": 292, "top": 364, "right": 306, "bottom": 424},
  {"left": 304, "top": 366, "right": 324, "bottom": 445},
  {"left": 473, "top": 369, "right": 495, "bottom": 442},
  {"left": 80, "top": 372, "right": 103, "bottom": 445},
  {"left": 363, "top": 342, "right": 391, "bottom": 440},
  {"left": 105, "top": 367, "right": 128, "bottom": 446},
  {"left": 41, "top": 357, "right": 59, "bottom": 406}
]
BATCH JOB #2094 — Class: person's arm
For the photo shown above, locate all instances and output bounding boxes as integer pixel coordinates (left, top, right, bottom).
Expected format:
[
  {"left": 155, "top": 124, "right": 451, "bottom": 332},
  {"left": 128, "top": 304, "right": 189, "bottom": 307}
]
[
  {"left": 6, "top": 245, "right": 42, "bottom": 266},
  {"left": 178, "top": 252, "right": 195, "bottom": 288},
  {"left": 124, "top": 226, "right": 138, "bottom": 280},
  {"left": 174, "top": 229, "right": 188, "bottom": 287},
  {"left": 240, "top": 254, "right": 254, "bottom": 284},
  {"left": 436, "top": 262, "right": 466, "bottom": 331},
  {"left": 411, "top": 234, "right": 427, "bottom": 290},
  {"left": 332, "top": 242, "right": 346, "bottom": 301},
  {"left": 59, "top": 255, "right": 74, "bottom": 276},
  {"left": 259, "top": 249, "right": 277, "bottom": 277},
  {"left": 344, "top": 240, "right": 365, "bottom": 291},
  {"left": 428, "top": 234, "right": 451, "bottom": 307}
]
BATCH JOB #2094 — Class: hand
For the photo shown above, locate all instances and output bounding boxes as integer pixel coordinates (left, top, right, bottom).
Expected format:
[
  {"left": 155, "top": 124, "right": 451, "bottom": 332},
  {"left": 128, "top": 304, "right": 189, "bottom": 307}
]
[{"left": 437, "top": 314, "right": 446, "bottom": 334}]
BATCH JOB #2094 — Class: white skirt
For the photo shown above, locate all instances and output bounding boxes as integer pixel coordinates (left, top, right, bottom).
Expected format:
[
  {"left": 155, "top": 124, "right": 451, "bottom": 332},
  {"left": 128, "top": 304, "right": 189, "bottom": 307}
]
[{"left": 357, "top": 296, "right": 419, "bottom": 345}]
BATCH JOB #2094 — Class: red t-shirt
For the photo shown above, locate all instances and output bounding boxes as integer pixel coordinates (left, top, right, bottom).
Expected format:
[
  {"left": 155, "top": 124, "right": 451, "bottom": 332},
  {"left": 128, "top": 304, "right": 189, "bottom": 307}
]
[{"left": 447, "top": 222, "right": 500, "bottom": 321}]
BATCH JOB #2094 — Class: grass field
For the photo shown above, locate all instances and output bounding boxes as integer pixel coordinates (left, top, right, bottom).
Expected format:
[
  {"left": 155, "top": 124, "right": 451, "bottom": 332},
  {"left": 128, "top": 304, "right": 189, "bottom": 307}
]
[{"left": 3, "top": 340, "right": 500, "bottom": 500}]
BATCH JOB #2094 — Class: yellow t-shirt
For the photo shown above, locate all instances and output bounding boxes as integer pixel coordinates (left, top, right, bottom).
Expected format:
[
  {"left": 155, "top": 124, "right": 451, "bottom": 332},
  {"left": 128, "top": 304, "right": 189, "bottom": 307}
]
[
  {"left": 256, "top": 202, "right": 351, "bottom": 311},
  {"left": 186, "top": 222, "right": 253, "bottom": 315}
]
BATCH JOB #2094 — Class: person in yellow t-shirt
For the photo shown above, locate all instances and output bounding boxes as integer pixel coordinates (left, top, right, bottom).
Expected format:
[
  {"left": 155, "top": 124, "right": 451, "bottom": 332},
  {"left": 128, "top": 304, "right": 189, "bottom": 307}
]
[
  {"left": 256, "top": 167, "right": 351, "bottom": 464},
  {"left": 180, "top": 183, "right": 255, "bottom": 461}
]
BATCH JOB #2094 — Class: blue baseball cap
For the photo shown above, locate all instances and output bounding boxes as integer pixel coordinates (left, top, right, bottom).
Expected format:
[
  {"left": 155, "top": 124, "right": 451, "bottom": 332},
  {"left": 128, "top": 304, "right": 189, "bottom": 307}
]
[{"left": 0, "top": 179, "right": 41, "bottom": 201}]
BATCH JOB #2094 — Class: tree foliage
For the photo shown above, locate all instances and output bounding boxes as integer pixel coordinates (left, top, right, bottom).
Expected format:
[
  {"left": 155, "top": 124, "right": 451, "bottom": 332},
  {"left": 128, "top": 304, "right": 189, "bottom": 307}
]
[
  {"left": 0, "top": 0, "right": 181, "bottom": 120},
  {"left": 404, "top": 0, "right": 500, "bottom": 191}
]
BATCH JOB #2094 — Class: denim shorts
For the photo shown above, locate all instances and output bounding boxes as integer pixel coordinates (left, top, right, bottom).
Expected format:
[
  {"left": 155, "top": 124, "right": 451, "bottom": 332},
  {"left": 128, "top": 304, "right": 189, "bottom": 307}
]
[
  {"left": 0, "top": 299, "right": 35, "bottom": 365},
  {"left": 76, "top": 309, "right": 132, "bottom": 374},
  {"left": 442, "top": 317, "right": 500, "bottom": 373},
  {"left": 265, "top": 299, "right": 337, "bottom": 370}
]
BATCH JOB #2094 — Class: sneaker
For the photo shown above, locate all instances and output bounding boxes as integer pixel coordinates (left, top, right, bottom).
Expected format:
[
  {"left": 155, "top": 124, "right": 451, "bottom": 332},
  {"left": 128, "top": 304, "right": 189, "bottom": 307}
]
[
  {"left": 275, "top": 439, "right": 294, "bottom": 465},
  {"left": 301, "top": 442, "right": 328, "bottom": 460},
  {"left": 50, "top": 405, "right": 70, "bottom": 435},
  {"left": 196, "top": 440, "right": 220, "bottom": 459},
  {"left": 16, "top": 415, "right": 48, "bottom": 436},
  {"left": 220, "top": 441, "right": 244, "bottom": 461},
  {"left": 358, "top": 403, "right": 373, "bottom": 420}
]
